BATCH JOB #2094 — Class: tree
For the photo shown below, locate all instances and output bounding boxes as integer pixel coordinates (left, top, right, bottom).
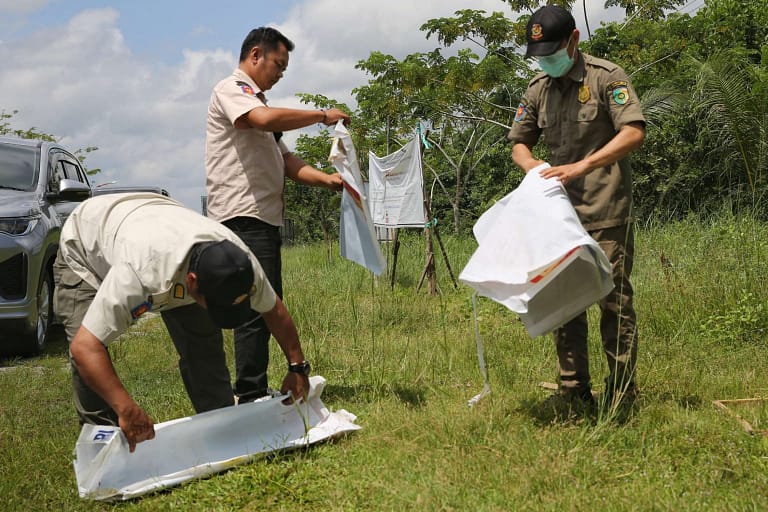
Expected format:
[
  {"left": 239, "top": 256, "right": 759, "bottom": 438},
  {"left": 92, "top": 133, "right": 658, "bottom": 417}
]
[
  {"left": 587, "top": 0, "right": 768, "bottom": 220},
  {"left": 286, "top": 0, "right": 768, "bottom": 233},
  {"left": 603, "top": 0, "right": 686, "bottom": 21},
  {"left": 283, "top": 128, "right": 342, "bottom": 244},
  {"left": 354, "top": 8, "right": 531, "bottom": 233},
  {"left": 1, "top": 110, "right": 57, "bottom": 142},
  {"left": 686, "top": 50, "right": 767, "bottom": 200}
]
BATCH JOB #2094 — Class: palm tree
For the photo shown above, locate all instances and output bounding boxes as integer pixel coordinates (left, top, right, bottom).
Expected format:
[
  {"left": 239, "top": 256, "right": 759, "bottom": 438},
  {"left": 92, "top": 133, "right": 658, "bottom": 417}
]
[{"left": 686, "top": 49, "right": 767, "bottom": 197}]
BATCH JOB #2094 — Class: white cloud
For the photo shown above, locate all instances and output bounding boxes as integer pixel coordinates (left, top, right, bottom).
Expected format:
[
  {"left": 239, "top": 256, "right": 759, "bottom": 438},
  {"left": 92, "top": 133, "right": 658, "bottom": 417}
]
[
  {"left": 0, "top": 7, "right": 235, "bottom": 209},
  {"left": 281, "top": 0, "right": 514, "bottom": 56},
  {"left": 0, "top": 0, "right": 49, "bottom": 14}
]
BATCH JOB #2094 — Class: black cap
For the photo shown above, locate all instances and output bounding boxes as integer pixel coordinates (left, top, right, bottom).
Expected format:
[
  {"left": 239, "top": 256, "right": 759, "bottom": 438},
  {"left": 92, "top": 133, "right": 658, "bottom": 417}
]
[
  {"left": 191, "top": 240, "right": 254, "bottom": 328},
  {"left": 525, "top": 6, "right": 576, "bottom": 58}
]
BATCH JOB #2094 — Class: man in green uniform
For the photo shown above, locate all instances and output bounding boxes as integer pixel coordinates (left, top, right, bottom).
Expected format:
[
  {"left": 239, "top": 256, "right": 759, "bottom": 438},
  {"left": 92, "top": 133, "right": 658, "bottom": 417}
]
[{"left": 507, "top": 5, "right": 646, "bottom": 406}]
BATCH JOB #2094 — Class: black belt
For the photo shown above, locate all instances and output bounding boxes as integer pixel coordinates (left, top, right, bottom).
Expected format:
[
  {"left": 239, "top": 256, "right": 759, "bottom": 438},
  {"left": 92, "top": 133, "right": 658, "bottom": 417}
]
[{"left": 222, "top": 216, "right": 275, "bottom": 231}]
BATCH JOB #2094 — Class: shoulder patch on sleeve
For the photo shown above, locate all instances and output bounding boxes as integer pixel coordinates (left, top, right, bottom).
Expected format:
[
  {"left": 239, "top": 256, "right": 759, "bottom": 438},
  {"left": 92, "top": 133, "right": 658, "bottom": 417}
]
[
  {"left": 608, "top": 81, "right": 630, "bottom": 105},
  {"left": 130, "top": 297, "right": 153, "bottom": 319},
  {"left": 514, "top": 101, "right": 528, "bottom": 123},
  {"left": 235, "top": 81, "right": 256, "bottom": 96},
  {"left": 608, "top": 80, "right": 628, "bottom": 90}
]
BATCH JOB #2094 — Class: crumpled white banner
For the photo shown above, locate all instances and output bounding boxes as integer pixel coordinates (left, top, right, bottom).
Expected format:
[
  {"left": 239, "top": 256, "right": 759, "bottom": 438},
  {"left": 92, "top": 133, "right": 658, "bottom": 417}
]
[
  {"left": 459, "top": 164, "right": 614, "bottom": 338},
  {"left": 74, "top": 376, "right": 360, "bottom": 501}
]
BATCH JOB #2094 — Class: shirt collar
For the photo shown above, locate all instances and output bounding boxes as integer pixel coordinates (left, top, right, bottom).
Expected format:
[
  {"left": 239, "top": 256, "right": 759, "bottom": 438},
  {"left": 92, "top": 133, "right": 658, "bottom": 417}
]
[{"left": 565, "top": 51, "right": 586, "bottom": 83}]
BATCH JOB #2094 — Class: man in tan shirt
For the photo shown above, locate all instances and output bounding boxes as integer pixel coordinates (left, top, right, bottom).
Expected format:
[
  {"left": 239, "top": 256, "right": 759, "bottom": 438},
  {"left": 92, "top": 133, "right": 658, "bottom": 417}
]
[
  {"left": 507, "top": 6, "right": 646, "bottom": 407},
  {"left": 54, "top": 193, "right": 311, "bottom": 452},
  {"left": 205, "top": 27, "right": 349, "bottom": 403}
]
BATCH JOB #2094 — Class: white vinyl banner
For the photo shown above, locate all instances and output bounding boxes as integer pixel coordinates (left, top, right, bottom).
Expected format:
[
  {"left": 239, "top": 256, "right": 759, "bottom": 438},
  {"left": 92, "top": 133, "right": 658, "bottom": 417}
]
[
  {"left": 459, "top": 164, "right": 614, "bottom": 338},
  {"left": 330, "top": 122, "right": 386, "bottom": 276},
  {"left": 368, "top": 138, "right": 427, "bottom": 227},
  {"left": 74, "top": 376, "right": 360, "bottom": 501}
]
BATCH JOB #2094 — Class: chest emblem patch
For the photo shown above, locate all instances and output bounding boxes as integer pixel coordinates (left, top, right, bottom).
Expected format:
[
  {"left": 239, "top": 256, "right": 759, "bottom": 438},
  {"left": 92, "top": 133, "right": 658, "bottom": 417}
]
[
  {"left": 578, "top": 85, "right": 590, "bottom": 103},
  {"left": 173, "top": 283, "right": 185, "bottom": 300},
  {"left": 514, "top": 102, "right": 528, "bottom": 122}
]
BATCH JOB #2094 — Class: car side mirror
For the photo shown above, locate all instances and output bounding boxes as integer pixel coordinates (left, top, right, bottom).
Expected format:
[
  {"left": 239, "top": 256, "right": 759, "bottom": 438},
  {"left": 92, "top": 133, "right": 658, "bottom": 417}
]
[{"left": 48, "top": 178, "right": 92, "bottom": 201}]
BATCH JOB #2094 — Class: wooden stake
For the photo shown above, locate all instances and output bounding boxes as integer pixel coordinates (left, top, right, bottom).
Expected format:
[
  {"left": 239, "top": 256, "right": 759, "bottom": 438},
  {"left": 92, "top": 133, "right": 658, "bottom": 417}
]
[
  {"left": 390, "top": 228, "right": 400, "bottom": 289},
  {"left": 713, "top": 398, "right": 768, "bottom": 436}
]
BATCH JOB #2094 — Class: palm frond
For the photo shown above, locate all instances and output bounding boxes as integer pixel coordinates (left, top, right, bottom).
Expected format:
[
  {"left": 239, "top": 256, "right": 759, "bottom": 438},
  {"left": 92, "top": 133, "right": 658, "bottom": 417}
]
[{"left": 685, "top": 50, "right": 767, "bottom": 192}]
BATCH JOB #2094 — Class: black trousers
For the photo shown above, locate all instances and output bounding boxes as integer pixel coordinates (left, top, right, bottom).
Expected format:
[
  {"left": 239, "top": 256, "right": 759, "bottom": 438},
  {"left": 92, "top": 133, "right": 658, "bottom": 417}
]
[{"left": 222, "top": 216, "right": 283, "bottom": 402}]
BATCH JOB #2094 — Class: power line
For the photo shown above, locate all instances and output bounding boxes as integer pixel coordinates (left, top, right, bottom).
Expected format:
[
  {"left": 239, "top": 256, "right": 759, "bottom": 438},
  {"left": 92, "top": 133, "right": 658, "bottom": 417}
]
[{"left": 620, "top": 0, "right": 704, "bottom": 30}]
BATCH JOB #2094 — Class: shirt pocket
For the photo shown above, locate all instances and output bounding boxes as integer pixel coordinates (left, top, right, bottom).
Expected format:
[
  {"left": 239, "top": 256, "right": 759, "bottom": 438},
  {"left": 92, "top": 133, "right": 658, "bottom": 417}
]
[
  {"left": 571, "top": 100, "right": 599, "bottom": 123},
  {"left": 52, "top": 268, "right": 87, "bottom": 328}
]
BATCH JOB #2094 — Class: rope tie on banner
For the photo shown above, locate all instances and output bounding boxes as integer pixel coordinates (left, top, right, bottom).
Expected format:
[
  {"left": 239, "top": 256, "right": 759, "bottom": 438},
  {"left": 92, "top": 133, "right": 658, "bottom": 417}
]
[
  {"left": 468, "top": 292, "right": 491, "bottom": 407},
  {"left": 424, "top": 218, "right": 438, "bottom": 229},
  {"left": 417, "top": 123, "right": 432, "bottom": 149}
]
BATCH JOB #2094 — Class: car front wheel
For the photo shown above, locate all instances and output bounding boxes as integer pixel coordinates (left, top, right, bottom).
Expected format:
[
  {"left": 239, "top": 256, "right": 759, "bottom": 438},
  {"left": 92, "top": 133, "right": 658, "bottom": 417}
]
[{"left": 29, "top": 267, "right": 54, "bottom": 355}]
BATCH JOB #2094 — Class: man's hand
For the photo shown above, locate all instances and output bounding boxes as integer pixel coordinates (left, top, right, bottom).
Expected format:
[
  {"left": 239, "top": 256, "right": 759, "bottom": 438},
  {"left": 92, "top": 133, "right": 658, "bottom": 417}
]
[
  {"left": 539, "top": 160, "right": 591, "bottom": 185},
  {"left": 326, "top": 172, "right": 343, "bottom": 191},
  {"left": 118, "top": 401, "right": 155, "bottom": 453},
  {"left": 323, "top": 108, "right": 350, "bottom": 126},
  {"left": 280, "top": 372, "right": 310, "bottom": 405}
]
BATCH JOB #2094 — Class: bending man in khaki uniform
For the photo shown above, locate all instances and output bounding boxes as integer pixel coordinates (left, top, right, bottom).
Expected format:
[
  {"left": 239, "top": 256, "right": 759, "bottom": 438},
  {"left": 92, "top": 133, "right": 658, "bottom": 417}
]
[
  {"left": 54, "top": 193, "right": 311, "bottom": 451},
  {"left": 507, "top": 6, "right": 646, "bottom": 406}
]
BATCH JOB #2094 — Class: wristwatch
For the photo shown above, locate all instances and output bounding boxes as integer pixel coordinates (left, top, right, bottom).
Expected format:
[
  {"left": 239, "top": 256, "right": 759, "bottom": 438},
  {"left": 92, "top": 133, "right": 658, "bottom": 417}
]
[{"left": 288, "top": 360, "right": 311, "bottom": 376}]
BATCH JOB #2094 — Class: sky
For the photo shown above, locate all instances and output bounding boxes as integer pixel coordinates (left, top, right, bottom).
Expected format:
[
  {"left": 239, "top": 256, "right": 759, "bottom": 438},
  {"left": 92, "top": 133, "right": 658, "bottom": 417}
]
[{"left": 0, "top": 0, "right": 632, "bottom": 212}]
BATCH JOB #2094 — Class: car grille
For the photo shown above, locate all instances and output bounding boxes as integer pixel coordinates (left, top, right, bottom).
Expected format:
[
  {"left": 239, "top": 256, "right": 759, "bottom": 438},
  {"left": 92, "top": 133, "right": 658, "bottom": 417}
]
[{"left": 0, "top": 253, "right": 27, "bottom": 300}]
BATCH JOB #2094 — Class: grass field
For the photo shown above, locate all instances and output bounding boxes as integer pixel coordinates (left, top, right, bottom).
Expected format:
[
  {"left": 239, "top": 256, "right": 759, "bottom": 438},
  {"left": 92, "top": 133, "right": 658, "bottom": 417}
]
[{"left": 1, "top": 214, "right": 767, "bottom": 511}]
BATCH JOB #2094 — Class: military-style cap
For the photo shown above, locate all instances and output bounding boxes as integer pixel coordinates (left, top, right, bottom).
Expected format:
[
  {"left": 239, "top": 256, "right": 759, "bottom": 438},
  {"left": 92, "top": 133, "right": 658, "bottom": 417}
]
[
  {"left": 525, "top": 5, "right": 576, "bottom": 58},
  {"left": 191, "top": 240, "right": 254, "bottom": 328}
]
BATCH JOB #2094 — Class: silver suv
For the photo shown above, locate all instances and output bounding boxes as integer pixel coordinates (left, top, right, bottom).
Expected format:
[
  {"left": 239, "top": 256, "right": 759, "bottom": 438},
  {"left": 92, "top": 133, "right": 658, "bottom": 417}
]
[{"left": 0, "top": 136, "right": 91, "bottom": 355}]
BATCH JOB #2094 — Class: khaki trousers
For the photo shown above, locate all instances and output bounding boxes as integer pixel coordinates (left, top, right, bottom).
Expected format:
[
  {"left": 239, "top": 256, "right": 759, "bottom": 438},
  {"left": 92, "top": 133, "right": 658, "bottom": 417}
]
[{"left": 553, "top": 224, "right": 638, "bottom": 392}]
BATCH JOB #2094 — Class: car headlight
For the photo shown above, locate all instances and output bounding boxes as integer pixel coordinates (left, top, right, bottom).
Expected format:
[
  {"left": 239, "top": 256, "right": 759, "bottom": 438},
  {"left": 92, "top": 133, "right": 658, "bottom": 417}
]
[{"left": 0, "top": 215, "right": 40, "bottom": 236}]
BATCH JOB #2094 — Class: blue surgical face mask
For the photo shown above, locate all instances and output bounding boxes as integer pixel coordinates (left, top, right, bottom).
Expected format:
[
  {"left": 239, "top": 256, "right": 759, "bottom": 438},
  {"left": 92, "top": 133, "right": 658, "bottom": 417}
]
[{"left": 537, "top": 36, "right": 574, "bottom": 78}]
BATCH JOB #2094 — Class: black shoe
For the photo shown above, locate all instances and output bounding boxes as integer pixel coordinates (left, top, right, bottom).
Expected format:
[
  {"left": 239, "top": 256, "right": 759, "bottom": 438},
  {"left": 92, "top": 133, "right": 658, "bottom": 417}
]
[
  {"left": 543, "top": 385, "right": 596, "bottom": 415},
  {"left": 565, "top": 386, "right": 597, "bottom": 407}
]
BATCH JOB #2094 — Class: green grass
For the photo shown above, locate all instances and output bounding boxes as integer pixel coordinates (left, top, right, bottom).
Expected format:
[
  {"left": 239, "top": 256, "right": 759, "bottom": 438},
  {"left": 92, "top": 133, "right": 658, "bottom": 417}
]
[{"left": 2, "top": 216, "right": 768, "bottom": 511}]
